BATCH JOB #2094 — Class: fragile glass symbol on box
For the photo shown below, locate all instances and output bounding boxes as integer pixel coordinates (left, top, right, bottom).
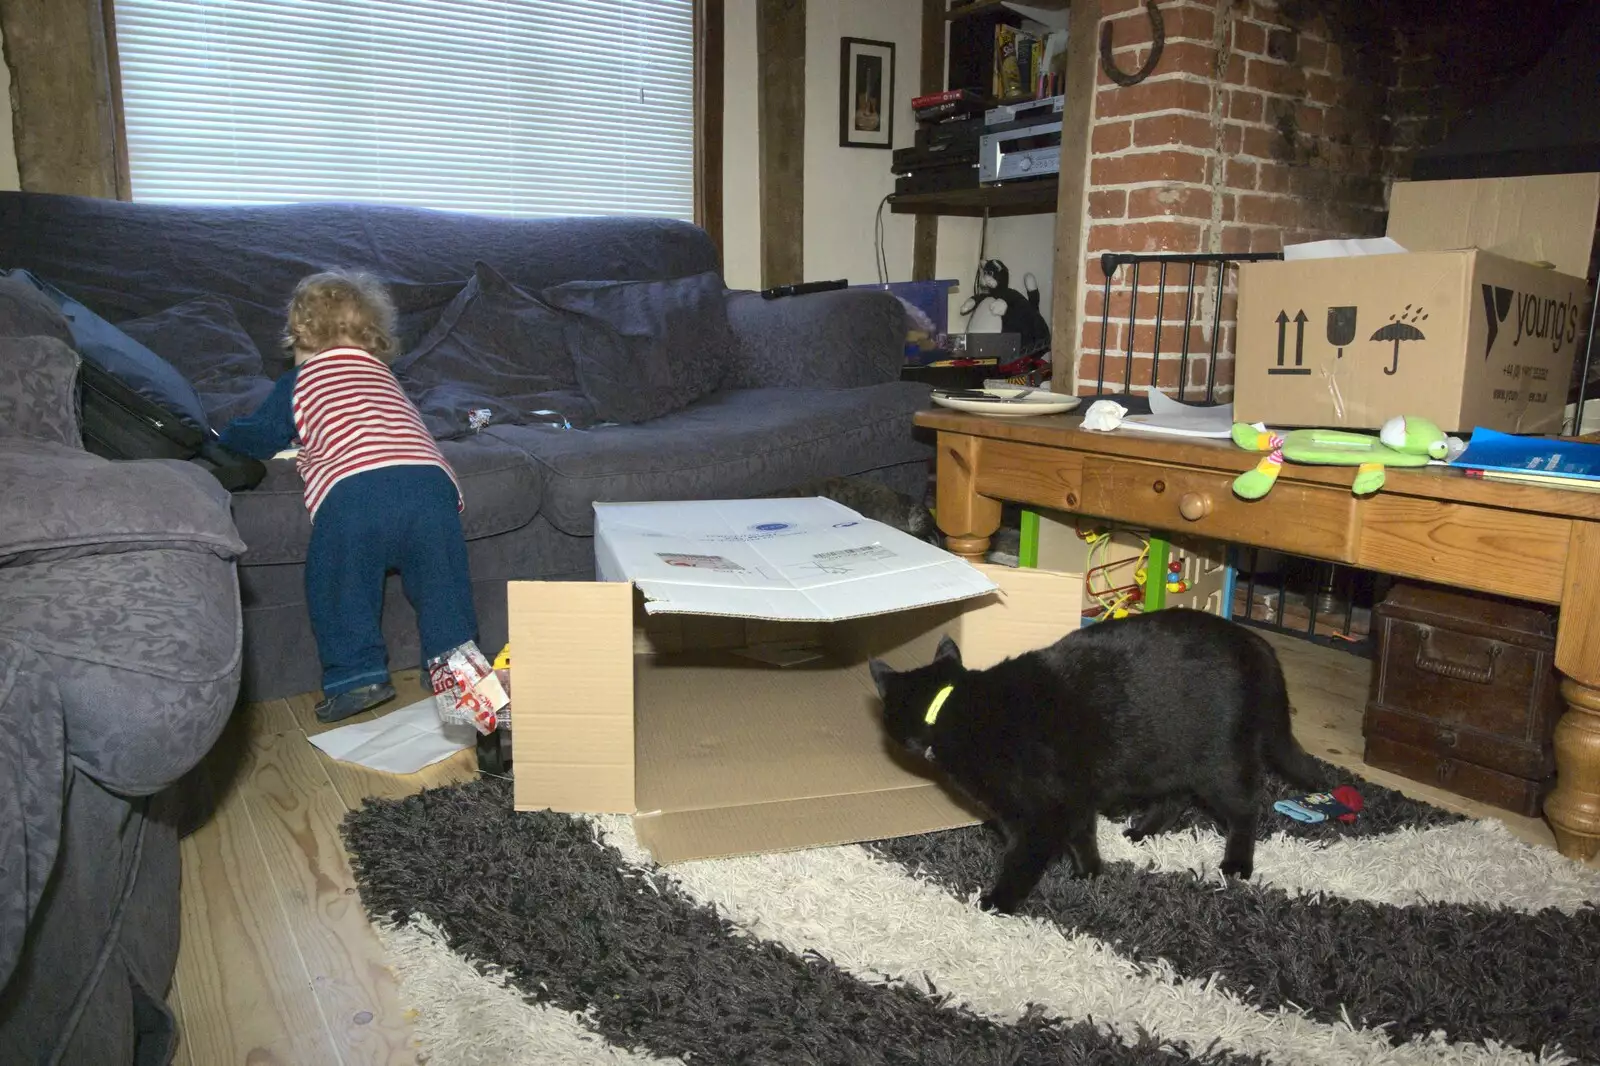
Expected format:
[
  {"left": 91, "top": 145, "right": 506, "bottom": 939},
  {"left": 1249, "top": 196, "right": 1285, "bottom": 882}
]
[{"left": 1327, "top": 306, "right": 1357, "bottom": 358}]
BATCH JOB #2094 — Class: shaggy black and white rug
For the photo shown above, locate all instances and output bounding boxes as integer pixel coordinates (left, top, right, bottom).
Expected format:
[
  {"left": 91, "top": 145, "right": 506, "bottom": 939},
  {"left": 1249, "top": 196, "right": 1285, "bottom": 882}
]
[{"left": 342, "top": 766, "right": 1600, "bottom": 1065}]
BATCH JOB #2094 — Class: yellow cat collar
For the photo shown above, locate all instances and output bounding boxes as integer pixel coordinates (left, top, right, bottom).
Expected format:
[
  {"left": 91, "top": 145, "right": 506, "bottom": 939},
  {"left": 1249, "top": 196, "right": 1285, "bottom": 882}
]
[{"left": 924, "top": 684, "right": 955, "bottom": 726}]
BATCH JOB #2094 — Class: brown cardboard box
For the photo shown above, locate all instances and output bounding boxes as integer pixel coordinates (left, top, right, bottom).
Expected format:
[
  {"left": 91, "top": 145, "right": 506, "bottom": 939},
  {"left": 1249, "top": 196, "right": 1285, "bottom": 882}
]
[
  {"left": 1235, "top": 174, "right": 1600, "bottom": 432},
  {"left": 506, "top": 564, "right": 1081, "bottom": 863}
]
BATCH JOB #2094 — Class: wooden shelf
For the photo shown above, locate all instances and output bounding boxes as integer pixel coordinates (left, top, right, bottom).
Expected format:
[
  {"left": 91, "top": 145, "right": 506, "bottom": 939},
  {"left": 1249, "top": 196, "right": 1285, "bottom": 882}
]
[
  {"left": 946, "top": 0, "right": 1069, "bottom": 20},
  {"left": 888, "top": 176, "right": 1058, "bottom": 217}
]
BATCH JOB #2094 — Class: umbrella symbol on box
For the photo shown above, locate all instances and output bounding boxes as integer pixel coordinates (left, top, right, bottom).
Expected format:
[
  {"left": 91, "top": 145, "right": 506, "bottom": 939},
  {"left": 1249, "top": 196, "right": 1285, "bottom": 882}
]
[{"left": 1371, "top": 305, "right": 1428, "bottom": 375}]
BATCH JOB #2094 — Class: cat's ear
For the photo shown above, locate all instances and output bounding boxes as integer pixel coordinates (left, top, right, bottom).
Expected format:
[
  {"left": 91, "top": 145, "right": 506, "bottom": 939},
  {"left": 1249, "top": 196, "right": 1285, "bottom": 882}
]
[
  {"left": 935, "top": 634, "right": 963, "bottom": 667},
  {"left": 868, "top": 658, "right": 895, "bottom": 697}
]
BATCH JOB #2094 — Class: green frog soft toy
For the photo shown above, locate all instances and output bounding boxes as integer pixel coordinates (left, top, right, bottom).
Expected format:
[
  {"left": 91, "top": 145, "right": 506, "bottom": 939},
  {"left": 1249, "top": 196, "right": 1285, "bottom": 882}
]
[{"left": 1231, "top": 415, "right": 1460, "bottom": 499}]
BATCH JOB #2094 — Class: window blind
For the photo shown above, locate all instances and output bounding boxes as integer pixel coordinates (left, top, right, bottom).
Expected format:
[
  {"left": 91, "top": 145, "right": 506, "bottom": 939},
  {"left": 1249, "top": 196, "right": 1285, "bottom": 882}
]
[{"left": 114, "top": 0, "right": 696, "bottom": 219}]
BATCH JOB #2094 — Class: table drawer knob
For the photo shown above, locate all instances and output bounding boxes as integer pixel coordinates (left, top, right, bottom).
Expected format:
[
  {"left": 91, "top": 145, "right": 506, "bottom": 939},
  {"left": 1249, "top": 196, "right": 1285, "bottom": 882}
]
[{"left": 1178, "top": 492, "right": 1212, "bottom": 521}]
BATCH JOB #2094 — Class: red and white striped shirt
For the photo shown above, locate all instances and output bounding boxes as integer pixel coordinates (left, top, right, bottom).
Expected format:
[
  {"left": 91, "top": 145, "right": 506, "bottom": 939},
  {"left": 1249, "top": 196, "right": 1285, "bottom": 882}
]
[{"left": 291, "top": 347, "right": 461, "bottom": 521}]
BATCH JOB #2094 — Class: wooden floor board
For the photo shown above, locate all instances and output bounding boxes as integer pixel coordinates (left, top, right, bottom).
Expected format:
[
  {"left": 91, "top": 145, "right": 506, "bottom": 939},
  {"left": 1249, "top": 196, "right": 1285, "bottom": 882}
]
[
  {"left": 172, "top": 713, "right": 340, "bottom": 1066},
  {"left": 241, "top": 710, "right": 420, "bottom": 1064}
]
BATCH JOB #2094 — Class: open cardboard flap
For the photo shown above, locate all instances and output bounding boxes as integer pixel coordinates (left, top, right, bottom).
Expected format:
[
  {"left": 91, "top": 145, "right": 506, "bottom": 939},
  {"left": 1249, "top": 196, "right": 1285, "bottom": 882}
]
[
  {"left": 594, "top": 497, "right": 999, "bottom": 621},
  {"left": 507, "top": 564, "right": 1081, "bottom": 863},
  {"left": 1387, "top": 173, "right": 1600, "bottom": 278}
]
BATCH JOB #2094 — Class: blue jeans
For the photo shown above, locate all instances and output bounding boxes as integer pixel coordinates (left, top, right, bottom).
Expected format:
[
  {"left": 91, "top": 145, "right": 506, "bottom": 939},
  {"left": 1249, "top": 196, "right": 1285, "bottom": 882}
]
[{"left": 304, "top": 464, "right": 477, "bottom": 697}]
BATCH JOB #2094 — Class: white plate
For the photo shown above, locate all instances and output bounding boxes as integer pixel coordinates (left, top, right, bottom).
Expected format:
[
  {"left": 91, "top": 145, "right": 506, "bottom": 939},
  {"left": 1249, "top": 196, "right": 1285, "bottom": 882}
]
[{"left": 931, "top": 387, "right": 1082, "bottom": 418}]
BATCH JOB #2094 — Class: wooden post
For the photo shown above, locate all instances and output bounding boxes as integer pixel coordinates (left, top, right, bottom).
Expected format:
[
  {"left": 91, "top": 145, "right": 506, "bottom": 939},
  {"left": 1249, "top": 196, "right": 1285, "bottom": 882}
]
[
  {"left": 757, "top": 0, "right": 806, "bottom": 288},
  {"left": 935, "top": 432, "right": 1002, "bottom": 561},
  {"left": 1047, "top": 0, "right": 1101, "bottom": 393},
  {"left": 911, "top": 0, "right": 946, "bottom": 281},
  {"left": 1546, "top": 519, "right": 1600, "bottom": 860},
  {"left": 0, "top": 0, "right": 125, "bottom": 198},
  {"left": 694, "top": 0, "right": 726, "bottom": 259}
]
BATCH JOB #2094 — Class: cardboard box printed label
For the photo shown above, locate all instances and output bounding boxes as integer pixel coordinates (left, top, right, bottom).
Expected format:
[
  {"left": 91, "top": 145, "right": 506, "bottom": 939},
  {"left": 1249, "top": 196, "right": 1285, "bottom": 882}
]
[
  {"left": 1235, "top": 173, "right": 1600, "bottom": 433},
  {"left": 507, "top": 498, "right": 1084, "bottom": 863}
]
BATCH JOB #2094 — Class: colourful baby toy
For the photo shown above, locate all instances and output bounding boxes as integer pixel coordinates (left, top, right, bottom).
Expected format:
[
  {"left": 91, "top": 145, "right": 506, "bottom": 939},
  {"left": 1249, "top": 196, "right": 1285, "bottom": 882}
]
[{"left": 1230, "top": 415, "right": 1461, "bottom": 499}]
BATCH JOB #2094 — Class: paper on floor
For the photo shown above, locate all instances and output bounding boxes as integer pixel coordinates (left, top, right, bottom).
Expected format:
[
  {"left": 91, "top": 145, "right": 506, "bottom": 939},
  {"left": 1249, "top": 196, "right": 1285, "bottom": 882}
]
[{"left": 308, "top": 697, "right": 477, "bottom": 775}]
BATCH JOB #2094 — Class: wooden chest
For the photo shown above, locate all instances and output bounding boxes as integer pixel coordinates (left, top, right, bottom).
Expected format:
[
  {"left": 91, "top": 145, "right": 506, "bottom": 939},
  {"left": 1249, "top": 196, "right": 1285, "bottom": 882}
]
[{"left": 1362, "top": 583, "right": 1564, "bottom": 816}]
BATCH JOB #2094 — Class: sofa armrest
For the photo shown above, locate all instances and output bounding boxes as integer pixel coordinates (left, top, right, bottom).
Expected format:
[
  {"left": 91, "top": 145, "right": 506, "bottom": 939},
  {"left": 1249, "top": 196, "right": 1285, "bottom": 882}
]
[
  {"left": 723, "top": 289, "right": 905, "bottom": 389},
  {"left": 0, "top": 640, "right": 66, "bottom": 990},
  {"left": 0, "top": 337, "right": 82, "bottom": 448}
]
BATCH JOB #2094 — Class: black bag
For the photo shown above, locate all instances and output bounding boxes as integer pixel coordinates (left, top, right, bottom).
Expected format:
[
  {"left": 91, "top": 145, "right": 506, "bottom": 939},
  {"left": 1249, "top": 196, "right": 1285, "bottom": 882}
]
[{"left": 78, "top": 359, "right": 267, "bottom": 492}]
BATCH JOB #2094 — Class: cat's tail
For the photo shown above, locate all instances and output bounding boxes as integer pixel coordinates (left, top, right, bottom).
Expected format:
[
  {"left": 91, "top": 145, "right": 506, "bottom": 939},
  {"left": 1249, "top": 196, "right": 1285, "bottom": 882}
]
[
  {"left": 1256, "top": 643, "right": 1327, "bottom": 790},
  {"left": 1265, "top": 711, "right": 1327, "bottom": 790}
]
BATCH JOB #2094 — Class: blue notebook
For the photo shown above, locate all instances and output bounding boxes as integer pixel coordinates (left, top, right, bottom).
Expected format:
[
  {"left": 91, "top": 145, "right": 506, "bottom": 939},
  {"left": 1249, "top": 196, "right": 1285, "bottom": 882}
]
[{"left": 1451, "top": 428, "right": 1600, "bottom": 482}]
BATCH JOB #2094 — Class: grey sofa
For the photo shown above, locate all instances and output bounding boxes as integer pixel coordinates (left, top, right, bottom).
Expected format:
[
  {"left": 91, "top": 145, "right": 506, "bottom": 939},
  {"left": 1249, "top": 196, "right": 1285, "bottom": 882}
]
[
  {"left": 0, "top": 324, "right": 245, "bottom": 1062},
  {"left": 0, "top": 193, "right": 934, "bottom": 702}
]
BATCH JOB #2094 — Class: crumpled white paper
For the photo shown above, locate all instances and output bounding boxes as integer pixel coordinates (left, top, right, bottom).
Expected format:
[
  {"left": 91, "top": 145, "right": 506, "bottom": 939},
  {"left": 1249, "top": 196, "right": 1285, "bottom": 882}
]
[
  {"left": 308, "top": 697, "right": 477, "bottom": 775},
  {"left": 1081, "top": 399, "right": 1129, "bottom": 431}
]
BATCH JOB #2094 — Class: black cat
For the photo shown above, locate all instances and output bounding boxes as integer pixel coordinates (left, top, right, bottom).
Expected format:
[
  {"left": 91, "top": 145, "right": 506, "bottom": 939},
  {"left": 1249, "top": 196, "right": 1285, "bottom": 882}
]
[{"left": 869, "top": 608, "right": 1325, "bottom": 914}]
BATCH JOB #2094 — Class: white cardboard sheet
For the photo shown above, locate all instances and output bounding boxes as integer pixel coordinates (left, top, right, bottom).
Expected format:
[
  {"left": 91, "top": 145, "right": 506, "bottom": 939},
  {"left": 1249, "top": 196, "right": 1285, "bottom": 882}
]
[
  {"left": 594, "top": 498, "right": 998, "bottom": 621},
  {"left": 1281, "top": 236, "right": 1408, "bottom": 260}
]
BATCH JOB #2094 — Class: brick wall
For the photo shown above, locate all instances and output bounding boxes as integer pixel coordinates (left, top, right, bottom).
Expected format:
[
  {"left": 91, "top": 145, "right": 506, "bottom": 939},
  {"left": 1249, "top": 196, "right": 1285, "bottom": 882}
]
[
  {"left": 1075, "top": 0, "right": 1396, "bottom": 399},
  {"left": 1070, "top": 0, "right": 1586, "bottom": 401}
]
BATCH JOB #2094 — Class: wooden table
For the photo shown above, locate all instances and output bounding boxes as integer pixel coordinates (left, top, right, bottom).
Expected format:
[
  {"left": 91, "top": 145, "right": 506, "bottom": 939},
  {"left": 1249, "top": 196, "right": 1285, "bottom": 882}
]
[{"left": 916, "top": 408, "right": 1600, "bottom": 861}]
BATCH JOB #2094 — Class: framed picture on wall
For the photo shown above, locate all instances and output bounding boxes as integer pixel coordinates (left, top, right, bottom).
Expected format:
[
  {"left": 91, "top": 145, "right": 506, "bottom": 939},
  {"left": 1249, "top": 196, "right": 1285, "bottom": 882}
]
[{"left": 839, "top": 37, "right": 894, "bottom": 149}]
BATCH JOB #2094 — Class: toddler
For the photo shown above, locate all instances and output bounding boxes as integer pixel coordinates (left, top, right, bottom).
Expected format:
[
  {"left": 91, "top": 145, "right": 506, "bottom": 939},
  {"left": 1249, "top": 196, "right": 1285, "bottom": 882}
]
[{"left": 221, "top": 271, "right": 485, "bottom": 723}]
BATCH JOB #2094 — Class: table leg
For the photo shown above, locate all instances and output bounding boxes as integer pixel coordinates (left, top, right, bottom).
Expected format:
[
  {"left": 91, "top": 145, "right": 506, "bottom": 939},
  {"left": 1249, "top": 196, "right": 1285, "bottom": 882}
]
[
  {"left": 1546, "top": 520, "right": 1600, "bottom": 861},
  {"left": 935, "top": 432, "right": 1002, "bottom": 562}
]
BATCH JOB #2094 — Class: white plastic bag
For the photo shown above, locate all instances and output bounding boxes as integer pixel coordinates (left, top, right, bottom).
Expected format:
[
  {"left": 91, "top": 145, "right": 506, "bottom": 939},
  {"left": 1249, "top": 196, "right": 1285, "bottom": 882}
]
[{"left": 428, "top": 641, "right": 508, "bottom": 736}]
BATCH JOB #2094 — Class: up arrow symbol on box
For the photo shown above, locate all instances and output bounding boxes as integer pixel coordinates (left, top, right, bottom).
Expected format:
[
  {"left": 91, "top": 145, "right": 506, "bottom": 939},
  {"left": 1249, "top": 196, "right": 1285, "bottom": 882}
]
[{"left": 1269, "top": 309, "right": 1312, "bottom": 376}]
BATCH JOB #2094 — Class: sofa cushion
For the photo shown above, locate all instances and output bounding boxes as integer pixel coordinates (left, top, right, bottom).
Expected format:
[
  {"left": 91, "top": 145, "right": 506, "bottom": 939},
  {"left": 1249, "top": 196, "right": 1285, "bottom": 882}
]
[
  {"left": 229, "top": 433, "right": 544, "bottom": 565},
  {"left": 395, "top": 262, "right": 594, "bottom": 439},
  {"left": 5, "top": 270, "right": 212, "bottom": 432},
  {"left": 0, "top": 271, "right": 72, "bottom": 344},
  {"left": 0, "top": 337, "right": 81, "bottom": 447},
  {"left": 0, "top": 439, "right": 246, "bottom": 567},
  {"left": 485, "top": 383, "right": 933, "bottom": 536},
  {"left": 541, "top": 271, "right": 733, "bottom": 424},
  {"left": 392, "top": 279, "right": 470, "bottom": 356},
  {"left": 117, "top": 294, "right": 277, "bottom": 427},
  {"left": 724, "top": 288, "right": 906, "bottom": 389}
]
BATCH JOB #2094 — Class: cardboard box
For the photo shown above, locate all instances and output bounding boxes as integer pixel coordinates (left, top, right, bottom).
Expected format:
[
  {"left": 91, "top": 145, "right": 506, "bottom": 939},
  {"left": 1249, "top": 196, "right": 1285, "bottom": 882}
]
[
  {"left": 1235, "top": 173, "right": 1600, "bottom": 432},
  {"left": 506, "top": 498, "right": 1083, "bottom": 863}
]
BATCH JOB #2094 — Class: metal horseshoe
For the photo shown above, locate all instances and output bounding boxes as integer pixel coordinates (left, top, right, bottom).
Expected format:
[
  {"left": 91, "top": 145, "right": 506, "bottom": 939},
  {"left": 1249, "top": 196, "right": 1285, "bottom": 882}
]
[{"left": 1100, "top": 0, "right": 1165, "bottom": 88}]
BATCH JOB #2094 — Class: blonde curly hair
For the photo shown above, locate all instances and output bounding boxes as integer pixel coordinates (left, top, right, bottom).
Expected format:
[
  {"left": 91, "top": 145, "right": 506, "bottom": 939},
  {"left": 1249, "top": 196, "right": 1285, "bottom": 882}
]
[{"left": 284, "top": 270, "right": 399, "bottom": 362}]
